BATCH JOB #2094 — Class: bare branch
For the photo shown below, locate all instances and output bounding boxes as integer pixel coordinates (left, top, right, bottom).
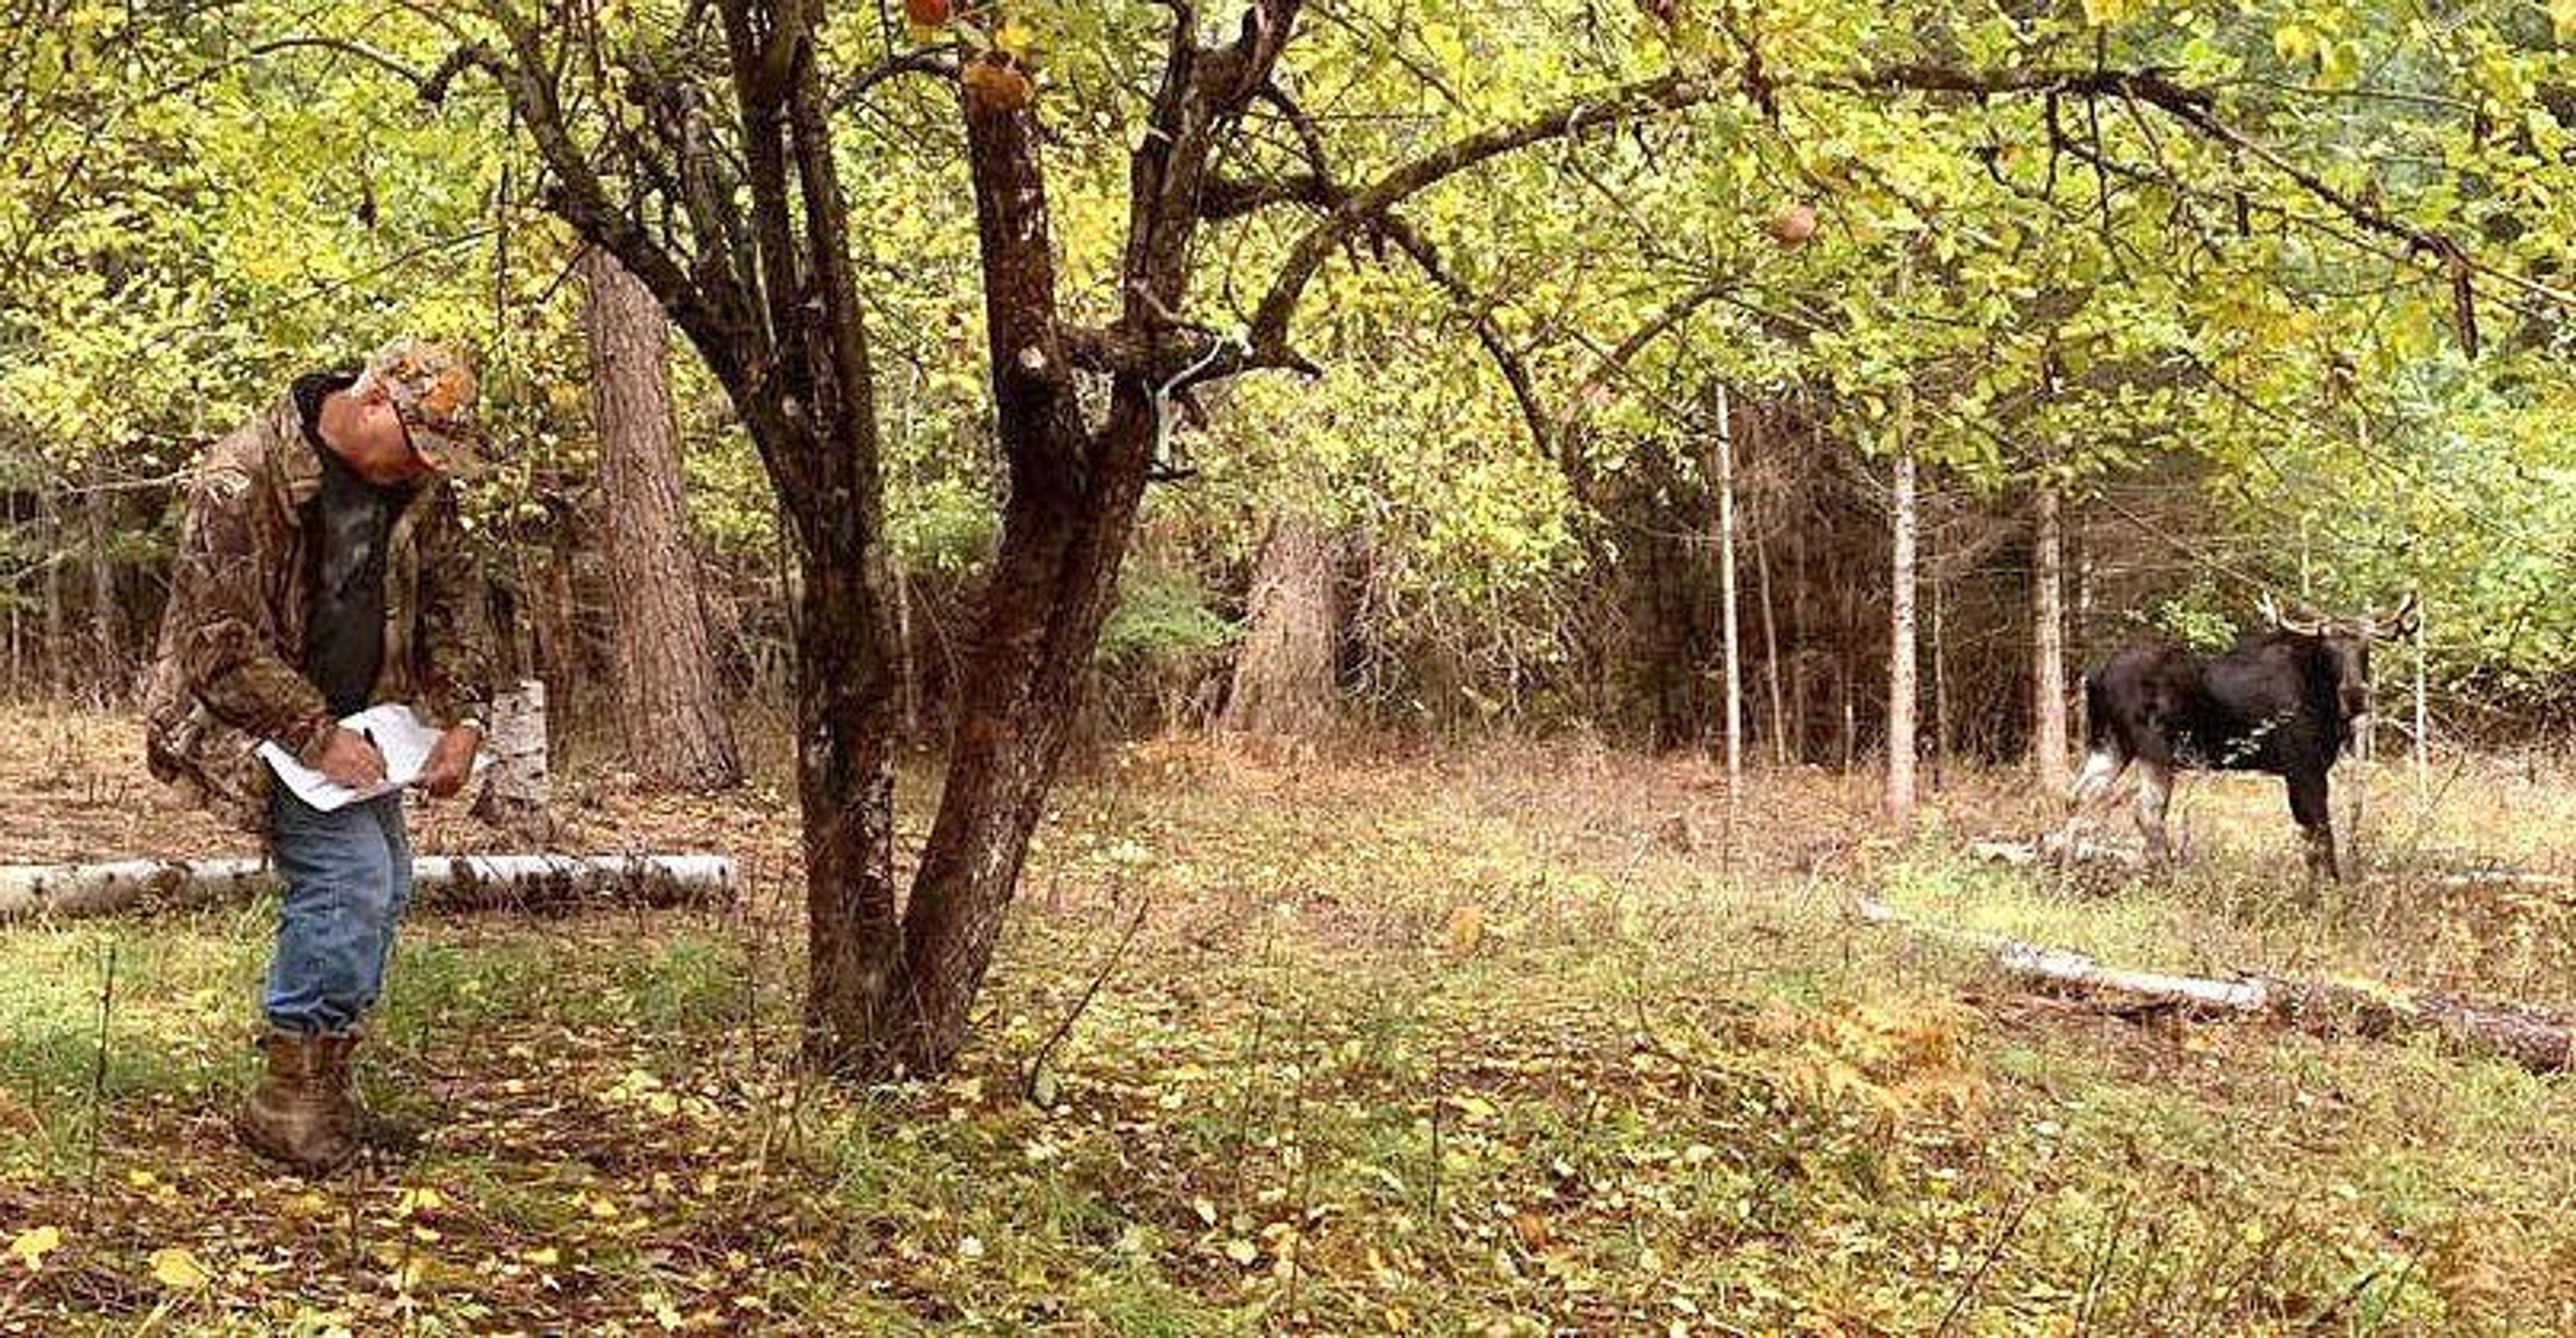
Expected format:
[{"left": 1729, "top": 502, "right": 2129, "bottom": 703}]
[{"left": 1249, "top": 70, "right": 1721, "bottom": 358}]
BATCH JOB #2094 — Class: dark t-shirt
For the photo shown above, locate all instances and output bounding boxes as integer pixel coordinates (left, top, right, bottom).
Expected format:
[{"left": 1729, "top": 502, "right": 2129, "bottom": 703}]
[{"left": 292, "top": 372, "right": 411, "bottom": 717}]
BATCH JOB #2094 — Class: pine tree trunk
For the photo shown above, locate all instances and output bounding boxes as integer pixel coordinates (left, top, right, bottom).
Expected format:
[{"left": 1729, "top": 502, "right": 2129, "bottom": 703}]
[
  {"left": 582, "top": 245, "right": 741, "bottom": 791},
  {"left": 1224, "top": 508, "right": 1342, "bottom": 737},
  {"left": 1888, "top": 448, "right": 1919, "bottom": 821},
  {"left": 2031, "top": 481, "right": 2070, "bottom": 794}
]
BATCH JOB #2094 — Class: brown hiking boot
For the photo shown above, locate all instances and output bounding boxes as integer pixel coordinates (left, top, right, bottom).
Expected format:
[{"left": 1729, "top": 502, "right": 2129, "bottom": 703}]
[{"left": 236, "top": 1027, "right": 360, "bottom": 1174}]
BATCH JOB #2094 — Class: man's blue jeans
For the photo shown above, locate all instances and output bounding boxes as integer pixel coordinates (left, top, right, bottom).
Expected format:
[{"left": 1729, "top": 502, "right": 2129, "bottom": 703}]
[{"left": 265, "top": 787, "right": 413, "bottom": 1035}]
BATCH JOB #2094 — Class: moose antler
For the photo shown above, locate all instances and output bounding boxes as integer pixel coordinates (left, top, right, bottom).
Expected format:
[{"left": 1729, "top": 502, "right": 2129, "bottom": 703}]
[
  {"left": 2369, "top": 590, "right": 2422, "bottom": 640},
  {"left": 2259, "top": 593, "right": 2326, "bottom": 636}
]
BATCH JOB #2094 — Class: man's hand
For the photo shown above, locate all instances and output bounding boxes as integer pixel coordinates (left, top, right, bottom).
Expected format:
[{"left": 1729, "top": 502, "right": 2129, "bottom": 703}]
[
  {"left": 419, "top": 724, "right": 482, "bottom": 799},
  {"left": 316, "top": 727, "right": 387, "bottom": 789}
]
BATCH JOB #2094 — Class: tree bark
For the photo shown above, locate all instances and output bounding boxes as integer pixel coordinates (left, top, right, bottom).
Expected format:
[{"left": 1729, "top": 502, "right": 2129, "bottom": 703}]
[
  {"left": 5, "top": 483, "right": 18, "bottom": 697},
  {"left": 2031, "top": 480, "right": 2070, "bottom": 795},
  {"left": 469, "top": 678, "right": 552, "bottom": 842},
  {"left": 582, "top": 245, "right": 741, "bottom": 791},
  {"left": 1755, "top": 509, "right": 1787, "bottom": 768},
  {"left": 2412, "top": 593, "right": 2429, "bottom": 799},
  {"left": 0, "top": 853, "right": 733, "bottom": 921},
  {"left": 1929, "top": 491, "right": 1949, "bottom": 786},
  {"left": 1224, "top": 507, "right": 1342, "bottom": 737},
  {"left": 1713, "top": 384, "right": 1742, "bottom": 784},
  {"left": 894, "top": 57, "right": 1171, "bottom": 1071},
  {"left": 1887, "top": 448, "right": 1919, "bottom": 821},
  {"left": 83, "top": 466, "right": 121, "bottom": 696},
  {"left": 38, "top": 474, "right": 61, "bottom": 695}
]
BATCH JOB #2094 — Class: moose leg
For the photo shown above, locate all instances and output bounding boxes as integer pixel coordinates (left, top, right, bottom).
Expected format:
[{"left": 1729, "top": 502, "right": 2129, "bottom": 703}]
[
  {"left": 2058, "top": 747, "right": 2129, "bottom": 854},
  {"left": 2286, "top": 769, "right": 2340, "bottom": 882},
  {"left": 2068, "top": 747, "right": 2127, "bottom": 813},
  {"left": 2131, "top": 760, "right": 2175, "bottom": 864}
]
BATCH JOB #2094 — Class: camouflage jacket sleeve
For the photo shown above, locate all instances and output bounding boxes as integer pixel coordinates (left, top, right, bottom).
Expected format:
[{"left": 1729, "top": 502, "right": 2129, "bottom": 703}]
[
  {"left": 413, "top": 482, "right": 494, "bottom": 730},
  {"left": 172, "top": 460, "right": 339, "bottom": 763}
]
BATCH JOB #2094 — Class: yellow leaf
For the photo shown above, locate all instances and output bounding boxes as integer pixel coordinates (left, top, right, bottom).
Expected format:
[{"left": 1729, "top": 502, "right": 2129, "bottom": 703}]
[
  {"left": 1224, "top": 1238, "right": 1258, "bottom": 1265},
  {"left": 149, "top": 1246, "right": 209, "bottom": 1290},
  {"left": 2555, "top": 0, "right": 2576, "bottom": 42},
  {"left": 994, "top": 21, "right": 1035, "bottom": 57},
  {"left": 1444, "top": 904, "right": 1484, "bottom": 956},
  {"left": 524, "top": 1245, "right": 561, "bottom": 1267},
  {"left": 9, "top": 1225, "right": 62, "bottom": 1272}
]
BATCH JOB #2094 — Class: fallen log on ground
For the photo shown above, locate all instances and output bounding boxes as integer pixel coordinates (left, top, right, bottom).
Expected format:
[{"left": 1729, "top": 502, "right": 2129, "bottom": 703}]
[
  {"left": 0, "top": 854, "right": 735, "bottom": 922},
  {"left": 1856, "top": 895, "right": 2573, "bottom": 1074}
]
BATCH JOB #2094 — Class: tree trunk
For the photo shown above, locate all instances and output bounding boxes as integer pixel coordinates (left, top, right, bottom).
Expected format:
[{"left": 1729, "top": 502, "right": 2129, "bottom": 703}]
[
  {"left": 469, "top": 679, "right": 553, "bottom": 842},
  {"left": 1929, "top": 494, "right": 1949, "bottom": 786},
  {"left": 895, "top": 560, "right": 924, "bottom": 737},
  {"left": 2031, "top": 480, "right": 2070, "bottom": 795},
  {"left": 83, "top": 468, "right": 122, "bottom": 697},
  {"left": 582, "top": 245, "right": 741, "bottom": 791},
  {"left": 1224, "top": 507, "right": 1342, "bottom": 737},
  {"left": 881, "top": 63, "right": 1159, "bottom": 1074},
  {"left": 38, "top": 474, "right": 62, "bottom": 695},
  {"left": 1713, "top": 384, "right": 1742, "bottom": 784},
  {"left": 1887, "top": 449, "right": 1919, "bottom": 821},
  {"left": 1791, "top": 507, "right": 1811, "bottom": 764},
  {"left": 1754, "top": 495, "right": 1786, "bottom": 769},
  {"left": 5, "top": 482, "right": 21, "bottom": 697},
  {"left": 2412, "top": 593, "right": 2429, "bottom": 799}
]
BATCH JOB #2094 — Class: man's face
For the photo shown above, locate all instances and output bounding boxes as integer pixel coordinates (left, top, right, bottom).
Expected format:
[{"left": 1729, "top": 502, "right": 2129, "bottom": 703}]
[{"left": 331, "top": 382, "right": 431, "bottom": 485}]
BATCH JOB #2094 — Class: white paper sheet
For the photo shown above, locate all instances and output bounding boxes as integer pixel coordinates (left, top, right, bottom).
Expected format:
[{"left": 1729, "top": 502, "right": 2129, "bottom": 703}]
[{"left": 256, "top": 703, "right": 486, "bottom": 813}]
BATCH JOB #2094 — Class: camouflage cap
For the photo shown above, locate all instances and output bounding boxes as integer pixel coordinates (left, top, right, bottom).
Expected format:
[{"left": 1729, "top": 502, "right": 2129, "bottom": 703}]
[{"left": 355, "top": 337, "right": 480, "bottom": 472}]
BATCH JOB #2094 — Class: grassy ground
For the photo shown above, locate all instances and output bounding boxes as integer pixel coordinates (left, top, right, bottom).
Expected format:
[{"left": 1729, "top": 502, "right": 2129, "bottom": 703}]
[{"left": 0, "top": 703, "right": 2569, "bottom": 1334}]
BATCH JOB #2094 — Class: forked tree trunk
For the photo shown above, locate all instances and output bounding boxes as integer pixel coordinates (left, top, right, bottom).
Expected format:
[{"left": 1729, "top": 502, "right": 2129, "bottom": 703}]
[
  {"left": 582, "top": 245, "right": 742, "bottom": 791},
  {"left": 1224, "top": 508, "right": 1342, "bottom": 737},
  {"left": 2031, "top": 480, "right": 2070, "bottom": 794}
]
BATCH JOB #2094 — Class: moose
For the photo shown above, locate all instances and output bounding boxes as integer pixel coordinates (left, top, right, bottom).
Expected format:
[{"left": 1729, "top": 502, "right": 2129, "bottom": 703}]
[{"left": 2068, "top": 594, "right": 2419, "bottom": 881}]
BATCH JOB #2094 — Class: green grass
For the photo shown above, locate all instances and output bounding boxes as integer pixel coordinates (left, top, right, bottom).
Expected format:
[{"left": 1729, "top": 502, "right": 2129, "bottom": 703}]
[{"left": 0, "top": 735, "right": 2567, "bottom": 1332}]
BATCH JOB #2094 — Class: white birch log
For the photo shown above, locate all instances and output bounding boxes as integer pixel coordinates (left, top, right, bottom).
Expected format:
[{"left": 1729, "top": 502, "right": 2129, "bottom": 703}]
[
  {"left": 470, "top": 679, "right": 551, "bottom": 839},
  {"left": 0, "top": 853, "right": 734, "bottom": 921},
  {"left": 1856, "top": 895, "right": 2572, "bottom": 1073}
]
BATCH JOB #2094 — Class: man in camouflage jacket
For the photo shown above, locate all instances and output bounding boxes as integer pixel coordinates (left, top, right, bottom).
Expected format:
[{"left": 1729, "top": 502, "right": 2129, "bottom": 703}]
[{"left": 142, "top": 338, "right": 491, "bottom": 1174}]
